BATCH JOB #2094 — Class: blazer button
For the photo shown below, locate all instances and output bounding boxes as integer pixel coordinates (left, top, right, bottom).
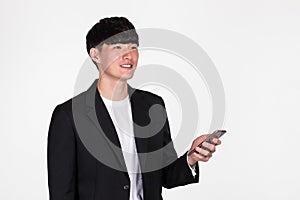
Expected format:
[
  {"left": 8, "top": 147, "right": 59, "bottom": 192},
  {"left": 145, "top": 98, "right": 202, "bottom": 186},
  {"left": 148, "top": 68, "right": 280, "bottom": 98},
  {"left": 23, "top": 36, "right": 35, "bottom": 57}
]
[{"left": 123, "top": 185, "right": 129, "bottom": 190}]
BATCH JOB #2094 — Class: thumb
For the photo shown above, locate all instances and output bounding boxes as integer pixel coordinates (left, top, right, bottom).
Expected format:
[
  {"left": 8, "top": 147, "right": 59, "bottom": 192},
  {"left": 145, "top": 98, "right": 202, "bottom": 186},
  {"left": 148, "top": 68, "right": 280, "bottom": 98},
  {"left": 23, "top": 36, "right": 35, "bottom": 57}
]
[{"left": 190, "top": 134, "right": 208, "bottom": 151}]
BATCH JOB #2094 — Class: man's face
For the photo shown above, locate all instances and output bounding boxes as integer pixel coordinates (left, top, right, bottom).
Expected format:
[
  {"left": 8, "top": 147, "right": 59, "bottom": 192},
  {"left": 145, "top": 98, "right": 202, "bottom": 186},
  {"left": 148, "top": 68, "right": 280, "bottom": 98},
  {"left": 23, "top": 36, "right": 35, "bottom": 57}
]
[{"left": 98, "top": 43, "right": 139, "bottom": 81}]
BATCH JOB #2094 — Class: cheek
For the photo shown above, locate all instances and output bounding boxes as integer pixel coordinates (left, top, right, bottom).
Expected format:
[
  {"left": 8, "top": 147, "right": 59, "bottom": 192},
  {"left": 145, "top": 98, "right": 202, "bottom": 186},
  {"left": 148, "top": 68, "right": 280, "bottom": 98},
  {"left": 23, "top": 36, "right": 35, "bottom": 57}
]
[
  {"left": 133, "top": 50, "right": 139, "bottom": 61},
  {"left": 102, "top": 52, "right": 121, "bottom": 67}
]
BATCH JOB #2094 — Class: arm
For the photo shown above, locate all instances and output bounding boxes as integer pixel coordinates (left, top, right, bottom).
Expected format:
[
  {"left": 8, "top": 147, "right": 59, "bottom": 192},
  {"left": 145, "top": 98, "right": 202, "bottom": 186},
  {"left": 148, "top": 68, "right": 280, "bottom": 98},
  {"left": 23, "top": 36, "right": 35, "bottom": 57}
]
[
  {"left": 159, "top": 99, "right": 199, "bottom": 189},
  {"left": 47, "top": 105, "right": 77, "bottom": 200}
]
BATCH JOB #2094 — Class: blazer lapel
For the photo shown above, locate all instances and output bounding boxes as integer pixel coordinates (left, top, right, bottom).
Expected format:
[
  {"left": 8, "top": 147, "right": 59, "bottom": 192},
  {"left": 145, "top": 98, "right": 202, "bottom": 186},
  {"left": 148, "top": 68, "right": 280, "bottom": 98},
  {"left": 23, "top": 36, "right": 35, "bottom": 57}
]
[
  {"left": 128, "top": 85, "right": 149, "bottom": 171},
  {"left": 85, "top": 79, "right": 149, "bottom": 174},
  {"left": 94, "top": 88, "right": 122, "bottom": 149},
  {"left": 85, "top": 80, "right": 128, "bottom": 175}
]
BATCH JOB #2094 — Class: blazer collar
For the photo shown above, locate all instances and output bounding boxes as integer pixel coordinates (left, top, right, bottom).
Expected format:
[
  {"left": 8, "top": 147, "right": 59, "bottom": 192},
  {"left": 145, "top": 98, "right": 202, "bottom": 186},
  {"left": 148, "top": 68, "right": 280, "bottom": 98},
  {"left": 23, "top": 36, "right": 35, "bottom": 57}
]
[{"left": 85, "top": 79, "right": 137, "bottom": 109}]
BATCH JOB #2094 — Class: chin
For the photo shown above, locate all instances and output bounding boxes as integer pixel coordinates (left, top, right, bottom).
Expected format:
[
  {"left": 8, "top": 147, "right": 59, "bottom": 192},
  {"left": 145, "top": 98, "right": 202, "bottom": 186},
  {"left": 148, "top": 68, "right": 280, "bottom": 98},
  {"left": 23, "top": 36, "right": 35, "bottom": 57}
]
[
  {"left": 119, "top": 74, "right": 134, "bottom": 81},
  {"left": 119, "top": 71, "right": 136, "bottom": 80}
]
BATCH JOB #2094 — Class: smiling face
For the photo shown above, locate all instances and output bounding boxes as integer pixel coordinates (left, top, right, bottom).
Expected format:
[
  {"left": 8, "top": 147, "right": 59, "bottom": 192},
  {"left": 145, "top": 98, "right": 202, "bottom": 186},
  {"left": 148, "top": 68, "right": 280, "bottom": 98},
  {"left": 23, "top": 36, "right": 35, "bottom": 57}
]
[{"left": 97, "top": 43, "right": 139, "bottom": 82}]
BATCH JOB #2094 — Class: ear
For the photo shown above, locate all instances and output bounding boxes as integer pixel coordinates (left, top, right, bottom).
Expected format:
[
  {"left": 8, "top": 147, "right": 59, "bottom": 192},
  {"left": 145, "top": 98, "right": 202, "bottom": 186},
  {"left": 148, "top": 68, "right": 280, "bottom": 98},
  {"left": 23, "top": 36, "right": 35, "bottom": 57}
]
[{"left": 89, "top": 48, "right": 101, "bottom": 64}]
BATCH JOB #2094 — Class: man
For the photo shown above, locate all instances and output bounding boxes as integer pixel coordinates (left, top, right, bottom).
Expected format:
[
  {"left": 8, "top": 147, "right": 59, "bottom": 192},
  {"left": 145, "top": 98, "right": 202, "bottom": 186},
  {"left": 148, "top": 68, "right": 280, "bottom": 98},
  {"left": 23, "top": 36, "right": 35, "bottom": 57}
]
[{"left": 47, "top": 16, "right": 221, "bottom": 200}]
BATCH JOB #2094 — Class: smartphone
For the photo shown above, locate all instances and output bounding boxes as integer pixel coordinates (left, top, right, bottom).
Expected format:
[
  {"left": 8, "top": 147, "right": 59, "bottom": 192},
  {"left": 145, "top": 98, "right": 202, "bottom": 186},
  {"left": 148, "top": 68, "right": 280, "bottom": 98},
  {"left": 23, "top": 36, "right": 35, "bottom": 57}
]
[{"left": 188, "top": 130, "right": 227, "bottom": 156}]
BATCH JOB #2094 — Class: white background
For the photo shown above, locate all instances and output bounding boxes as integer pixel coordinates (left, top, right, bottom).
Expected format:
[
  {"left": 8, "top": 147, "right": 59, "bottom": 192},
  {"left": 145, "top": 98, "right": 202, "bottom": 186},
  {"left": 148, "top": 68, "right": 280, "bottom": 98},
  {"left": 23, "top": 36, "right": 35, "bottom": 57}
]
[{"left": 1, "top": 0, "right": 300, "bottom": 199}]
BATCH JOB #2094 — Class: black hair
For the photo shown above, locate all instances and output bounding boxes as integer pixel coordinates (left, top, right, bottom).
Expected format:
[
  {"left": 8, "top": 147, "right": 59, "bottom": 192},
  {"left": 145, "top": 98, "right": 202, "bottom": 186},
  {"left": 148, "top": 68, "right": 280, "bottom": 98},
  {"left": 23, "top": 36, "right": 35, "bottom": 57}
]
[{"left": 86, "top": 17, "right": 139, "bottom": 55}]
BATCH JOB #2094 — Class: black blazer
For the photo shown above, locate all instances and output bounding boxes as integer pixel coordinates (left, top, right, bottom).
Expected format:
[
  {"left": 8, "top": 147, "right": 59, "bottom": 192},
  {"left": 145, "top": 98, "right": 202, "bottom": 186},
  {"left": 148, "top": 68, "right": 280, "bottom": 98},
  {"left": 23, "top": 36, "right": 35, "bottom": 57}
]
[{"left": 47, "top": 79, "right": 199, "bottom": 200}]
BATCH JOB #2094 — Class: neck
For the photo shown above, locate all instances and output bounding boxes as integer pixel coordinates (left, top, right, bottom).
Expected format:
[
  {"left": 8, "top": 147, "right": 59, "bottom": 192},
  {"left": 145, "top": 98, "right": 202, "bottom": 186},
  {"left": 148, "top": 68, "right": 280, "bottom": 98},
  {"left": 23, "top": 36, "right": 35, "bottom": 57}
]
[{"left": 97, "top": 75, "right": 128, "bottom": 101}]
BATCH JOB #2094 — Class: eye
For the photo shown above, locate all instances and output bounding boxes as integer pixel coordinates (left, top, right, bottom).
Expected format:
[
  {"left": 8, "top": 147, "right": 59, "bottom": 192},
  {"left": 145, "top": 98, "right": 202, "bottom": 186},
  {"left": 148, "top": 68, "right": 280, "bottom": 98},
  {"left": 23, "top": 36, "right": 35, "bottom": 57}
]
[
  {"left": 113, "top": 45, "right": 122, "bottom": 49},
  {"left": 130, "top": 45, "right": 138, "bottom": 50}
]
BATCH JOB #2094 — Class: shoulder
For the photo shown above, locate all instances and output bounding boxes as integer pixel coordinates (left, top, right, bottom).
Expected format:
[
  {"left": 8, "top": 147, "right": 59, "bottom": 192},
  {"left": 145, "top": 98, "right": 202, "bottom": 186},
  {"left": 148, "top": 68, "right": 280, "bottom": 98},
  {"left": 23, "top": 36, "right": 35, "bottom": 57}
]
[
  {"left": 51, "top": 90, "right": 88, "bottom": 117},
  {"left": 131, "top": 87, "right": 166, "bottom": 107}
]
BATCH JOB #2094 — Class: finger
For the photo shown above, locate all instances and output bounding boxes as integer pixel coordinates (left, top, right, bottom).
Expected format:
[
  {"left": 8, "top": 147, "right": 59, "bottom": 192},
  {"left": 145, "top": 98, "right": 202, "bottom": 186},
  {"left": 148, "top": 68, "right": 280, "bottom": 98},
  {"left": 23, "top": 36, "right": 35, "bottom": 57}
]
[
  {"left": 211, "top": 138, "right": 221, "bottom": 145},
  {"left": 201, "top": 142, "right": 216, "bottom": 153},
  {"left": 195, "top": 147, "right": 212, "bottom": 157},
  {"left": 192, "top": 152, "right": 210, "bottom": 162}
]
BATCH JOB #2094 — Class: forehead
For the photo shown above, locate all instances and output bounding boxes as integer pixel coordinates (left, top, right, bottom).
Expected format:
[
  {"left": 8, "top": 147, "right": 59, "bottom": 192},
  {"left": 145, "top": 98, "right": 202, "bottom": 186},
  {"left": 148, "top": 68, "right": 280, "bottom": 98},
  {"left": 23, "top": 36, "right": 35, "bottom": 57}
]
[{"left": 100, "top": 43, "right": 137, "bottom": 50}]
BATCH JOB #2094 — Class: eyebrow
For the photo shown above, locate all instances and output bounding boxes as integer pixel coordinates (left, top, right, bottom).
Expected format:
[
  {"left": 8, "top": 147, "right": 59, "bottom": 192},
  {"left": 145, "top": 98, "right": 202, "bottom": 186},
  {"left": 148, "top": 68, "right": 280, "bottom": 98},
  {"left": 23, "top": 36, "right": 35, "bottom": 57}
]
[{"left": 111, "top": 43, "right": 138, "bottom": 47}]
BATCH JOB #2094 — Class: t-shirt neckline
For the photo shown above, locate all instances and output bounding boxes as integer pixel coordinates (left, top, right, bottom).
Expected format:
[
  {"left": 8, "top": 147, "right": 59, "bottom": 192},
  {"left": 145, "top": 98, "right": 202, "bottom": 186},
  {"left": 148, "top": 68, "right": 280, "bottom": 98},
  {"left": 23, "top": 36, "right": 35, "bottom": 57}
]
[{"left": 101, "top": 94, "right": 130, "bottom": 107}]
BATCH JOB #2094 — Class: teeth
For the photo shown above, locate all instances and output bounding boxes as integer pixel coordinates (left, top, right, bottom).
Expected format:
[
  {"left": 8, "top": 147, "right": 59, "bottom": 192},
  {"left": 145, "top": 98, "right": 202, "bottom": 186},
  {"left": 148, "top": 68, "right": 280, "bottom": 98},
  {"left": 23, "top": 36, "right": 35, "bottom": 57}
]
[{"left": 121, "top": 64, "right": 132, "bottom": 68}]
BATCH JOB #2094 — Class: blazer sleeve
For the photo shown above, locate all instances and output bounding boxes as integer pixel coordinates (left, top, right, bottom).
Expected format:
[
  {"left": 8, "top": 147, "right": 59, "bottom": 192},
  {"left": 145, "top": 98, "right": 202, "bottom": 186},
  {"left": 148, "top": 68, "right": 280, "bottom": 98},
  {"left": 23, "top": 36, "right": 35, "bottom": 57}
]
[
  {"left": 47, "top": 105, "right": 77, "bottom": 200},
  {"left": 160, "top": 98, "right": 200, "bottom": 189}
]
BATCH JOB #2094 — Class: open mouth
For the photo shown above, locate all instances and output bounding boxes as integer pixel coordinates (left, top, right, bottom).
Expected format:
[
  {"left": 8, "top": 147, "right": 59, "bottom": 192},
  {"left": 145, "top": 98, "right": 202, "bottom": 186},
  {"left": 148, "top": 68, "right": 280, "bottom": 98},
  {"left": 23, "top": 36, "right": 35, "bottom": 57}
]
[{"left": 120, "top": 64, "right": 133, "bottom": 69}]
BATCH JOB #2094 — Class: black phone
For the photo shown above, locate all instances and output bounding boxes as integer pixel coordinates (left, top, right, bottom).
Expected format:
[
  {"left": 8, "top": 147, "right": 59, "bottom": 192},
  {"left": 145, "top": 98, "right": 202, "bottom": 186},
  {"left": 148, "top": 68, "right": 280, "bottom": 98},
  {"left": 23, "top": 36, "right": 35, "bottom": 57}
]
[{"left": 188, "top": 130, "right": 227, "bottom": 156}]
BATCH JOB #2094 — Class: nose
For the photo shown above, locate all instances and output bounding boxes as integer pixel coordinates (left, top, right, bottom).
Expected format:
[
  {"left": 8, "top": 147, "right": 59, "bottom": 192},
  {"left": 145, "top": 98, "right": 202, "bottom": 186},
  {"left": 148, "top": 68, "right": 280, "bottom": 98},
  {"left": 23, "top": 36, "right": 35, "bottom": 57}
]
[{"left": 122, "top": 50, "right": 133, "bottom": 60}]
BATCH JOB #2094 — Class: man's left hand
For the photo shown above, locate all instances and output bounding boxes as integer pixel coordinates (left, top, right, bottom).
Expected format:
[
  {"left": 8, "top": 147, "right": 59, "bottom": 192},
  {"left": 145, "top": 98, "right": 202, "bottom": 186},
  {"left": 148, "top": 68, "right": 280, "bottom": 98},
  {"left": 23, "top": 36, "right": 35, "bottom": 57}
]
[{"left": 187, "top": 134, "right": 222, "bottom": 167}]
